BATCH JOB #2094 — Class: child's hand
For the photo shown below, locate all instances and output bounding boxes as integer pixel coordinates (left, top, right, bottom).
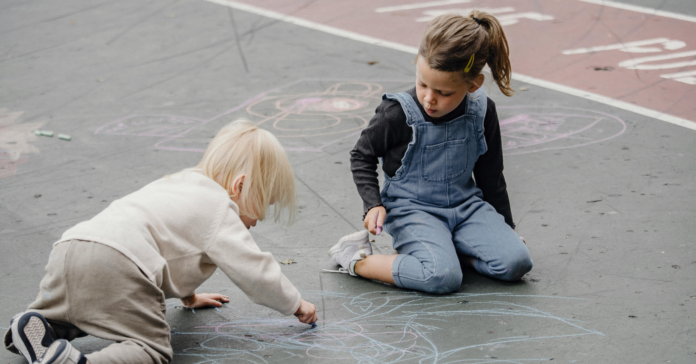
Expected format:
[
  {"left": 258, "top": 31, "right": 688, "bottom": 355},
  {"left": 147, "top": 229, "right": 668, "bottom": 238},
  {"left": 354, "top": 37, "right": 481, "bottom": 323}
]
[
  {"left": 293, "top": 300, "right": 317, "bottom": 325},
  {"left": 364, "top": 206, "right": 386, "bottom": 235},
  {"left": 181, "top": 293, "right": 230, "bottom": 309}
]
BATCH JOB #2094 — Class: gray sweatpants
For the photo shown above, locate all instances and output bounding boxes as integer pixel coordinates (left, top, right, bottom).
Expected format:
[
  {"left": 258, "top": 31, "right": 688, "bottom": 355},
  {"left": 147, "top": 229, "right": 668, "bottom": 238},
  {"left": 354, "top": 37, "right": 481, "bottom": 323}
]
[{"left": 4, "top": 240, "right": 173, "bottom": 363}]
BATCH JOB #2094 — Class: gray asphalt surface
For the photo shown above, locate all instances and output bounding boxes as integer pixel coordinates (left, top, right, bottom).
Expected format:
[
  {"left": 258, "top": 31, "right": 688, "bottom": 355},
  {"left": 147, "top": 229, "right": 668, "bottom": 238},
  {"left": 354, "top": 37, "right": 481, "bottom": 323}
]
[{"left": 1, "top": 0, "right": 694, "bottom": 363}]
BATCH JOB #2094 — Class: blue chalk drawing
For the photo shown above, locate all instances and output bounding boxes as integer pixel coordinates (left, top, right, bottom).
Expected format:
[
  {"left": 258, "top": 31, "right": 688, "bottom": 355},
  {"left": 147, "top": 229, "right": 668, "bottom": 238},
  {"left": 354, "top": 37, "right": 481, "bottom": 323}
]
[{"left": 170, "top": 291, "right": 603, "bottom": 363}]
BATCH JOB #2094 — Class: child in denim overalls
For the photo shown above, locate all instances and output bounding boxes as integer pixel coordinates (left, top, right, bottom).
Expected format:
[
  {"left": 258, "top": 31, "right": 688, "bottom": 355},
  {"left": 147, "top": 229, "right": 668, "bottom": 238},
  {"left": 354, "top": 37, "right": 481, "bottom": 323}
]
[{"left": 329, "top": 11, "right": 532, "bottom": 293}]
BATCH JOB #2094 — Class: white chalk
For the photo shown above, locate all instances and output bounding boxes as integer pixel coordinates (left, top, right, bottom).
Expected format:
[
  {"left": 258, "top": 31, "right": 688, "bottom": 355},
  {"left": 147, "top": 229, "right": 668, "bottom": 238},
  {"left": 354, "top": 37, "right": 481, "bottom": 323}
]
[
  {"left": 35, "top": 130, "right": 54, "bottom": 137},
  {"left": 58, "top": 134, "right": 71, "bottom": 141}
]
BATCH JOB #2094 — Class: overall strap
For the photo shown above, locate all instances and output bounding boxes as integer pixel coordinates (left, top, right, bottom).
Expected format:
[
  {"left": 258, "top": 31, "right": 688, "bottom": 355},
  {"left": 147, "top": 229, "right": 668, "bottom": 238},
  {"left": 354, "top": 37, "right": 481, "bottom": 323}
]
[
  {"left": 465, "top": 88, "right": 489, "bottom": 157},
  {"left": 382, "top": 92, "right": 425, "bottom": 126}
]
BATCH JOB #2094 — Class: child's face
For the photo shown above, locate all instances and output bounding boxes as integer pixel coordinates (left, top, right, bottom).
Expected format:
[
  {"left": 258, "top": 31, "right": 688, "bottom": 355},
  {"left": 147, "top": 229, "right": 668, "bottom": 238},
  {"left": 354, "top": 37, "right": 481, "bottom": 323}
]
[
  {"left": 415, "top": 56, "right": 480, "bottom": 119},
  {"left": 240, "top": 214, "right": 258, "bottom": 229}
]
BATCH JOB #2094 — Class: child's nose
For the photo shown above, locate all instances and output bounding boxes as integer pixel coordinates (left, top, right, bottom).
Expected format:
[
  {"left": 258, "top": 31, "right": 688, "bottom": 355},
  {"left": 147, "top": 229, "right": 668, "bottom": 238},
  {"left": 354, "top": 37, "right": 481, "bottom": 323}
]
[{"left": 424, "top": 90, "right": 435, "bottom": 105}]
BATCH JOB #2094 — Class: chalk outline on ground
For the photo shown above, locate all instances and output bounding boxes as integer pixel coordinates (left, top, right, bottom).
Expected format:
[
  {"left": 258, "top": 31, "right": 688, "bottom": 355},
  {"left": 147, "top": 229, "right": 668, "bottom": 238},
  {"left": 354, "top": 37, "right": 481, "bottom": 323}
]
[{"left": 203, "top": 0, "right": 696, "bottom": 132}]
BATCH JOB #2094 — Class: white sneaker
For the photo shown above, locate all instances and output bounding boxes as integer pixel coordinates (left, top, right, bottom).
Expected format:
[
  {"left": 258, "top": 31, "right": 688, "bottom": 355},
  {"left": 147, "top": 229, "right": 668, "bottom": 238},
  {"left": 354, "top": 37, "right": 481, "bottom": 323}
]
[
  {"left": 10, "top": 311, "right": 54, "bottom": 362},
  {"left": 36, "top": 339, "right": 87, "bottom": 364},
  {"left": 328, "top": 230, "right": 372, "bottom": 276}
]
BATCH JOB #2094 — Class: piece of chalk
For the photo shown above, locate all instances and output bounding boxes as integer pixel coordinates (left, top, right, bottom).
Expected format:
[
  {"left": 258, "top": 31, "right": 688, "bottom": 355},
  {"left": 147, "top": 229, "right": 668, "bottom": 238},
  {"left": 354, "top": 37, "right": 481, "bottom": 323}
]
[
  {"left": 40, "top": 130, "right": 54, "bottom": 137},
  {"left": 376, "top": 226, "right": 382, "bottom": 235},
  {"left": 34, "top": 130, "right": 42, "bottom": 135},
  {"left": 58, "top": 134, "right": 71, "bottom": 141},
  {"left": 311, "top": 323, "right": 317, "bottom": 328},
  {"left": 374, "top": 213, "right": 382, "bottom": 235}
]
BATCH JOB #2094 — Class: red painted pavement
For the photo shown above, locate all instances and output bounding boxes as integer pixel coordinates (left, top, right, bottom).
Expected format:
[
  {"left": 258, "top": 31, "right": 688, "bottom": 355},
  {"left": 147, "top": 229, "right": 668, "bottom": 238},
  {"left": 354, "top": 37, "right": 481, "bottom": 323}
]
[{"left": 224, "top": 0, "right": 696, "bottom": 123}]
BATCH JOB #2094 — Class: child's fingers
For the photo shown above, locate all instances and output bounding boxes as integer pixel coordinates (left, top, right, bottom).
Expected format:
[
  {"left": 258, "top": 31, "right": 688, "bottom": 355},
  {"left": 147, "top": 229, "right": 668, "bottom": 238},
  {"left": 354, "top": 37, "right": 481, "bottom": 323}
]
[
  {"left": 376, "top": 209, "right": 385, "bottom": 232},
  {"left": 195, "top": 298, "right": 220, "bottom": 308},
  {"left": 203, "top": 293, "right": 230, "bottom": 302},
  {"left": 365, "top": 214, "right": 376, "bottom": 235},
  {"left": 298, "top": 313, "right": 316, "bottom": 324},
  {"left": 212, "top": 294, "right": 230, "bottom": 302}
]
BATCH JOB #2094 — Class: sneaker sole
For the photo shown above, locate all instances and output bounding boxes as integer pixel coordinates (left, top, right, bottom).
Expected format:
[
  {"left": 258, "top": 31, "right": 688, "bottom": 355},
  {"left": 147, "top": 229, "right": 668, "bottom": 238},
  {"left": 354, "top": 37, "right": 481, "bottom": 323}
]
[
  {"left": 40, "top": 339, "right": 87, "bottom": 364},
  {"left": 41, "top": 339, "right": 66, "bottom": 363},
  {"left": 11, "top": 312, "right": 54, "bottom": 362}
]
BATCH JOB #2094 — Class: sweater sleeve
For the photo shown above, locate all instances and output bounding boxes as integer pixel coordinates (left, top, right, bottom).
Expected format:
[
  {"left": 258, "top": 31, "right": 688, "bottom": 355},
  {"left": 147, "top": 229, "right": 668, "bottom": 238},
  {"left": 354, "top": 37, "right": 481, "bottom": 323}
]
[
  {"left": 473, "top": 99, "right": 515, "bottom": 229},
  {"left": 349, "top": 100, "right": 404, "bottom": 216},
  {"left": 205, "top": 202, "right": 302, "bottom": 316}
]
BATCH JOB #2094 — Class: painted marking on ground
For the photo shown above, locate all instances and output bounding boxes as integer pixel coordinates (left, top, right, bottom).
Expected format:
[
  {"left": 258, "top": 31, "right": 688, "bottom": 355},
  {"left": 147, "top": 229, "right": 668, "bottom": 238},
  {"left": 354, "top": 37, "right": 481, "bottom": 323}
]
[{"left": 203, "top": 0, "right": 696, "bottom": 131}]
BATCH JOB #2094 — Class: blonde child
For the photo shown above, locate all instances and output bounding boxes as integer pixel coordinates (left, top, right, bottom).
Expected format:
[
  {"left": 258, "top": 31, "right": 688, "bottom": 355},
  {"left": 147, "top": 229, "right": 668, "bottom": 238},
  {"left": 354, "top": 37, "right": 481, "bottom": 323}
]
[
  {"left": 330, "top": 12, "right": 532, "bottom": 293},
  {"left": 6, "top": 120, "right": 317, "bottom": 364}
]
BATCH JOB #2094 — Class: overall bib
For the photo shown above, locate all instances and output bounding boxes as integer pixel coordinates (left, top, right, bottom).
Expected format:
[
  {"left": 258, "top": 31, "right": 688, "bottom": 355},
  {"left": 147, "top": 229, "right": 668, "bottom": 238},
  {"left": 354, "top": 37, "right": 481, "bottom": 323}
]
[{"left": 381, "top": 88, "right": 532, "bottom": 294}]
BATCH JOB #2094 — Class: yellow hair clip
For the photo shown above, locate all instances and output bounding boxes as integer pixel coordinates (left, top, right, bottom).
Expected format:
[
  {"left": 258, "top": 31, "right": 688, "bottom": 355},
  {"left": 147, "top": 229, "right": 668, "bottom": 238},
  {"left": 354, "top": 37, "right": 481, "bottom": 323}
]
[{"left": 464, "top": 53, "right": 475, "bottom": 73}]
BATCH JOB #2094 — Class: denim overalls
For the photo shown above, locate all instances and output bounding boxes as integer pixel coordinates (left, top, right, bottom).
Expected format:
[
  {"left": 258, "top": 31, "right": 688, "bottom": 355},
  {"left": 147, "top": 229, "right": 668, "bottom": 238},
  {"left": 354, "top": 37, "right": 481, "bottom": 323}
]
[{"left": 381, "top": 88, "right": 532, "bottom": 294}]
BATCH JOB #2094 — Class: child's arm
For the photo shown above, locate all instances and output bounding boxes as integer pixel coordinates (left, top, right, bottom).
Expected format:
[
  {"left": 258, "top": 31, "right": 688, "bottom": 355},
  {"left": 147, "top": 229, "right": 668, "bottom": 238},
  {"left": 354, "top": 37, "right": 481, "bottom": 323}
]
[
  {"left": 350, "top": 101, "right": 404, "bottom": 233},
  {"left": 181, "top": 293, "right": 230, "bottom": 309},
  {"left": 472, "top": 99, "right": 515, "bottom": 229},
  {"left": 206, "top": 203, "right": 306, "bottom": 317}
]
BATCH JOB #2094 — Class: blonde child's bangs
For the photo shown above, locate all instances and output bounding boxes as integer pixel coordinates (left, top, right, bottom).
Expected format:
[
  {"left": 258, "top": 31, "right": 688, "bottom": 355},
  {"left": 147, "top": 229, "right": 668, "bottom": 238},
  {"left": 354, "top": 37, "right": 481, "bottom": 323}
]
[{"left": 197, "top": 119, "right": 297, "bottom": 224}]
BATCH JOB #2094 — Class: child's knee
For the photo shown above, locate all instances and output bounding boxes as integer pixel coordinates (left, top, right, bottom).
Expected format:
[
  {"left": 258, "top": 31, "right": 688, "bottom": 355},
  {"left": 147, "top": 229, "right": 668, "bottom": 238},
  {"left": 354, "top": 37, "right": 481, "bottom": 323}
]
[
  {"left": 496, "top": 252, "right": 533, "bottom": 281},
  {"left": 421, "top": 267, "right": 463, "bottom": 294}
]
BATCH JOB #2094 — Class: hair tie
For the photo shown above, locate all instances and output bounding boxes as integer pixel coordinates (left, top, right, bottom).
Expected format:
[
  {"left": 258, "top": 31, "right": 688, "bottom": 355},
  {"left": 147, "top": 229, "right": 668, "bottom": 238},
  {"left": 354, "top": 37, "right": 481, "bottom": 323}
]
[
  {"left": 464, "top": 53, "right": 475, "bottom": 73},
  {"left": 472, "top": 17, "right": 481, "bottom": 25}
]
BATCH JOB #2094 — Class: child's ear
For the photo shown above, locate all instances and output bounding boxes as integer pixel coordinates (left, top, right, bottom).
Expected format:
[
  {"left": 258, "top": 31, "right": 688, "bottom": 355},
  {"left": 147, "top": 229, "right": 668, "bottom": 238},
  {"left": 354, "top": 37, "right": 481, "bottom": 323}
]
[
  {"left": 231, "top": 175, "right": 246, "bottom": 197},
  {"left": 467, "top": 74, "right": 485, "bottom": 93}
]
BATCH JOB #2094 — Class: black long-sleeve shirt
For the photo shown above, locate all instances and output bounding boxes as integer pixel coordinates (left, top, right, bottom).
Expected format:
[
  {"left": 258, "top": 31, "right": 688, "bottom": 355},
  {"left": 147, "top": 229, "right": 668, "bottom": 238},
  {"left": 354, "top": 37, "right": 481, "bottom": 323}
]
[{"left": 349, "top": 87, "right": 515, "bottom": 229}]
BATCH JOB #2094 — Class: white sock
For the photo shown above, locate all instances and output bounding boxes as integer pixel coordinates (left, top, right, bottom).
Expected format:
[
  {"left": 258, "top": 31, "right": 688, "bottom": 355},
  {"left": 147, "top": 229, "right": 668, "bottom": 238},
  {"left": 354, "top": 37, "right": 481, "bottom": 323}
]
[{"left": 349, "top": 259, "right": 358, "bottom": 275}]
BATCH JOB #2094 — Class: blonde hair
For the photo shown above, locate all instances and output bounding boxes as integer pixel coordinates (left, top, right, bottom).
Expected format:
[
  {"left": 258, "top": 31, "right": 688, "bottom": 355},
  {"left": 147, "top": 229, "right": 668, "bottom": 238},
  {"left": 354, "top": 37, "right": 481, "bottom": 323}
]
[
  {"left": 196, "top": 119, "right": 296, "bottom": 223},
  {"left": 418, "top": 11, "right": 514, "bottom": 96}
]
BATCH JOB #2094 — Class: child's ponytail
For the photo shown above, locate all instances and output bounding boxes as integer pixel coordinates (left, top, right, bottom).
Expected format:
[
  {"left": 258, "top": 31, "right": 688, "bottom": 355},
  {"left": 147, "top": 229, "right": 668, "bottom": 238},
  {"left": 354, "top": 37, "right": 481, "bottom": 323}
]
[
  {"left": 419, "top": 11, "right": 515, "bottom": 96},
  {"left": 469, "top": 10, "right": 514, "bottom": 96}
]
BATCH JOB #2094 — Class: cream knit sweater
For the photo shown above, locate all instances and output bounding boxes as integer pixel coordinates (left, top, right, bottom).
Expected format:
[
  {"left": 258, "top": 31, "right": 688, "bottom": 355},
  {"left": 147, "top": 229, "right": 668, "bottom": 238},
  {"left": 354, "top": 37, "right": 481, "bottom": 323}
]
[{"left": 58, "top": 169, "right": 301, "bottom": 316}]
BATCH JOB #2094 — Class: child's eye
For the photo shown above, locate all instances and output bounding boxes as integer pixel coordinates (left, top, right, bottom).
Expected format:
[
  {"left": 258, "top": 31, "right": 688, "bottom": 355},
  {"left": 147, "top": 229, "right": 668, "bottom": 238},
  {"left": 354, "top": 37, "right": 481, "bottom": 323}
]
[{"left": 439, "top": 91, "right": 453, "bottom": 96}]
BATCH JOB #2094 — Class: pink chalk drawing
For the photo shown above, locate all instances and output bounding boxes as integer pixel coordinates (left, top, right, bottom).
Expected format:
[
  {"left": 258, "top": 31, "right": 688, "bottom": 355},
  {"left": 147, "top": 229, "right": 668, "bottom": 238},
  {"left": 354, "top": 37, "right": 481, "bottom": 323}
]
[
  {"left": 497, "top": 106, "right": 627, "bottom": 155},
  {"left": 96, "top": 79, "right": 412, "bottom": 153},
  {"left": 97, "top": 81, "right": 626, "bottom": 155},
  {"left": 0, "top": 108, "right": 44, "bottom": 179},
  {"left": 170, "top": 291, "right": 603, "bottom": 363}
]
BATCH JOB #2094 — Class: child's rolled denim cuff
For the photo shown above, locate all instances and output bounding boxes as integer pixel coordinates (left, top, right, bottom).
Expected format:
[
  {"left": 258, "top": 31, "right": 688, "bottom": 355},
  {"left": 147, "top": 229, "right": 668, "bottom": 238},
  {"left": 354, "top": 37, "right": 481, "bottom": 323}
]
[{"left": 390, "top": 253, "right": 408, "bottom": 288}]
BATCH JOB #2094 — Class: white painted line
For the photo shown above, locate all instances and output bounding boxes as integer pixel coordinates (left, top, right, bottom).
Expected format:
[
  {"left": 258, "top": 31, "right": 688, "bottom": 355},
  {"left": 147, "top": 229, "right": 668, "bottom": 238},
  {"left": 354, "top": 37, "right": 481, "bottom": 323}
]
[
  {"left": 416, "top": 7, "right": 514, "bottom": 23},
  {"left": 203, "top": 0, "right": 696, "bottom": 131},
  {"left": 661, "top": 70, "right": 696, "bottom": 85},
  {"left": 661, "top": 70, "right": 696, "bottom": 79},
  {"left": 511, "top": 73, "right": 696, "bottom": 131},
  {"left": 579, "top": 0, "right": 696, "bottom": 23},
  {"left": 375, "top": 0, "right": 471, "bottom": 13},
  {"left": 204, "top": 0, "right": 418, "bottom": 54},
  {"left": 562, "top": 38, "right": 675, "bottom": 55},
  {"left": 618, "top": 50, "right": 696, "bottom": 70}
]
